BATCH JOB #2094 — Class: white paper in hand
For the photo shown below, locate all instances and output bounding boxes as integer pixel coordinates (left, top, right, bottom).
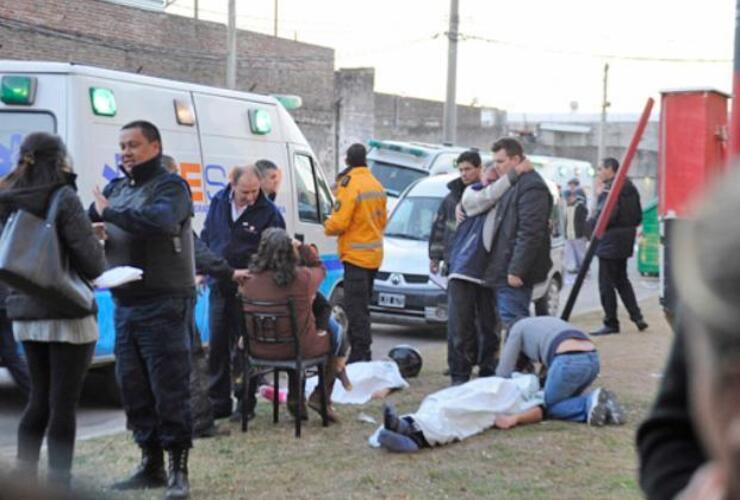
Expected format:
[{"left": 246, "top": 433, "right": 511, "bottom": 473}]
[{"left": 95, "top": 266, "right": 143, "bottom": 289}]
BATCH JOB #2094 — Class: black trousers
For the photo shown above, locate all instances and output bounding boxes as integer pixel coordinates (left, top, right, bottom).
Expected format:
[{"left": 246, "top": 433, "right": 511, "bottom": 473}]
[
  {"left": 447, "top": 279, "right": 500, "bottom": 382},
  {"left": 598, "top": 257, "right": 644, "bottom": 329},
  {"left": 114, "top": 297, "right": 192, "bottom": 450},
  {"left": 207, "top": 285, "right": 242, "bottom": 417},
  {"left": 18, "top": 340, "right": 94, "bottom": 476},
  {"left": 187, "top": 297, "right": 215, "bottom": 435},
  {"left": 343, "top": 262, "right": 377, "bottom": 363}
]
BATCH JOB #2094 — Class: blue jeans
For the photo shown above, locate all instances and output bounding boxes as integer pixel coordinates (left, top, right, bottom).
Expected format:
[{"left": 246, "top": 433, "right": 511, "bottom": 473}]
[
  {"left": 495, "top": 285, "right": 532, "bottom": 328},
  {"left": 544, "top": 351, "right": 600, "bottom": 422},
  {"left": 328, "top": 316, "right": 346, "bottom": 357}
]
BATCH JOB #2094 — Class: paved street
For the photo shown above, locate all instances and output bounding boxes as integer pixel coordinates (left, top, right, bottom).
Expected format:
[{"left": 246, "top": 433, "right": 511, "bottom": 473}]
[{"left": 0, "top": 258, "right": 658, "bottom": 455}]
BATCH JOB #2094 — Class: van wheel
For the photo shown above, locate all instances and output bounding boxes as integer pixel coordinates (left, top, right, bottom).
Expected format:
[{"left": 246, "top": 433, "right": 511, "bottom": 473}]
[
  {"left": 329, "top": 285, "right": 349, "bottom": 333},
  {"left": 534, "top": 277, "right": 561, "bottom": 316}
]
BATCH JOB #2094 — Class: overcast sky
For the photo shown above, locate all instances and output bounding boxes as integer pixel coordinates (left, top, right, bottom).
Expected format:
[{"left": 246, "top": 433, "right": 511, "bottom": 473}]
[{"left": 167, "top": 0, "right": 735, "bottom": 114}]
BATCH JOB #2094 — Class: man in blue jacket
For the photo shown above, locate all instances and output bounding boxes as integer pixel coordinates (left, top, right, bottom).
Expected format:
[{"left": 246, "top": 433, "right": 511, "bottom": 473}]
[
  {"left": 91, "top": 121, "right": 195, "bottom": 497},
  {"left": 201, "top": 165, "right": 285, "bottom": 420}
]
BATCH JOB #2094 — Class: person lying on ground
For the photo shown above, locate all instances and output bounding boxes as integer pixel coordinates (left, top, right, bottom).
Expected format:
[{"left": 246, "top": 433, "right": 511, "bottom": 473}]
[
  {"left": 373, "top": 373, "right": 543, "bottom": 453},
  {"left": 495, "top": 316, "right": 625, "bottom": 426}
]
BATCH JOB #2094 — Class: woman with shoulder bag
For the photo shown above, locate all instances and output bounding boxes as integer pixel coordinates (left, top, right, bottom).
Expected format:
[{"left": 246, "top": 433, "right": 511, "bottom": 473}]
[{"left": 0, "top": 133, "right": 106, "bottom": 487}]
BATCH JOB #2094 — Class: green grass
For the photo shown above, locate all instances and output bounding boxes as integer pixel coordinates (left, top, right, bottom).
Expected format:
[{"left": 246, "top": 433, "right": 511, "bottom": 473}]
[{"left": 58, "top": 299, "right": 673, "bottom": 498}]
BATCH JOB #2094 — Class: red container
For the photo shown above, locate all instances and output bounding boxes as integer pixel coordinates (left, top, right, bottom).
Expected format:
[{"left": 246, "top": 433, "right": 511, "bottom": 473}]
[{"left": 658, "top": 89, "right": 730, "bottom": 217}]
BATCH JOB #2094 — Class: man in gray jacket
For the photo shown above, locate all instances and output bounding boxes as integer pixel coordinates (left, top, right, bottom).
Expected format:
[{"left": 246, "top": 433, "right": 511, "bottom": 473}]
[{"left": 495, "top": 316, "right": 624, "bottom": 425}]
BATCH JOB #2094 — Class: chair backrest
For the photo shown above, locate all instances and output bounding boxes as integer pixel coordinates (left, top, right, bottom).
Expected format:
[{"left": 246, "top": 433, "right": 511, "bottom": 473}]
[{"left": 242, "top": 297, "right": 302, "bottom": 360}]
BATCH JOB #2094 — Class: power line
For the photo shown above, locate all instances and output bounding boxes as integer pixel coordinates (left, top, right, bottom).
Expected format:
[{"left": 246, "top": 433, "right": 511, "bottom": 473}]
[{"left": 457, "top": 32, "right": 731, "bottom": 64}]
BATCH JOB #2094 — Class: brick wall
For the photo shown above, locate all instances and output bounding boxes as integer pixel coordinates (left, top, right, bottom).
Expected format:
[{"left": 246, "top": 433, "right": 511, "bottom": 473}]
[
  {"left": 0, "top": 0, "right": 337, "bottom": 173},
  {"left": 374, "top": 93, "right": 506, "bottom": 150}
]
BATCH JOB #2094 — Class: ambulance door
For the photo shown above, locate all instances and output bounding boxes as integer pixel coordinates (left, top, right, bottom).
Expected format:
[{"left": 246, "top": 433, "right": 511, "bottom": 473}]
[
  {"left": 287, "top": 145, "right": 340, "bottom": 297},
  {"left": 191, "top": 93, "right": 289, "bottom": 232},
  {"left": 67, "top": 75, "right": 201, "bottom": 224}
]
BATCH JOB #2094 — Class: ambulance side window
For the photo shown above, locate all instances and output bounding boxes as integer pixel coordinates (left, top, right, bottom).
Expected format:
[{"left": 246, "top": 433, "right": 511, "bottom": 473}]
[
  {"left": 294, "top": 154, "right": 321, "bottom": 223},
  {"left": 316, "top": 173, "right": 333, "bottom": 221}
]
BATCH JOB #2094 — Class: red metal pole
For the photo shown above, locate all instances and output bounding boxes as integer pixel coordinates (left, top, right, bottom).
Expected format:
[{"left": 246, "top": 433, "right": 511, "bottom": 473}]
[
  {"left": 592, "top": 98, "right": 655, "bottom": 238},
  {"left": 561, "top": 97, "right": 655, "bottom": 321},
  {"left": 731, "top": 0, "right": 740, "bottom": 159}
]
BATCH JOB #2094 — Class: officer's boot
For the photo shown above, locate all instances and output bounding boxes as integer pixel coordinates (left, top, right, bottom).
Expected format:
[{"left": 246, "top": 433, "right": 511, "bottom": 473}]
[
  {"left": 308, "top": 357, "right": 339, "bottom": 423},
  {"left": 111, "top": 446, "right": 166, "bottom": 490},
  {"left": 165, "top": 448, "right": 190, "bottom": 499}
]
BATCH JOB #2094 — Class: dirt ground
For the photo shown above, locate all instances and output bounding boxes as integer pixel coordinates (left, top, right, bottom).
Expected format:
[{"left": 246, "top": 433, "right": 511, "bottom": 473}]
[{"left": 27, "top": 297, "right": 675, "bottom": 499}]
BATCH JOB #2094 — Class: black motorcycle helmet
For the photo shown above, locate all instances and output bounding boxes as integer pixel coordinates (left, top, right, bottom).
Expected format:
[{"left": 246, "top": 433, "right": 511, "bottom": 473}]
[{"left": 388, "top": 345, "right": 422, "bottom": 378}]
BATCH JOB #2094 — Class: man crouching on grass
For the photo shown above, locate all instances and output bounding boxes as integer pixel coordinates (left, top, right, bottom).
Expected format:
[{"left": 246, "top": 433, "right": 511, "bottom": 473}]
[
  {"left": 494, "top": 316, "right": 625, "bottom": 428},
  {"left": 376, "top": 316, "right": 626, "bottom": 453}
]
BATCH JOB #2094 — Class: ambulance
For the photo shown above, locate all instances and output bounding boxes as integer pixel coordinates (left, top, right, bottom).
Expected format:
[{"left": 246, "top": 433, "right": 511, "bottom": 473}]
[{"left": 0, "top": 61, "right": 341, "bottom": 384}]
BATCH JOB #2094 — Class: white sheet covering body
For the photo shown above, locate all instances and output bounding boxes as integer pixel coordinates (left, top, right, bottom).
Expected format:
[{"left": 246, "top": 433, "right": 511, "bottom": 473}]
[
  {"left": 369, "top": 374, "right": 542, "bottom": 447},
  {"left": 305, "top": 360, "right": 409, "bottom": 405}
]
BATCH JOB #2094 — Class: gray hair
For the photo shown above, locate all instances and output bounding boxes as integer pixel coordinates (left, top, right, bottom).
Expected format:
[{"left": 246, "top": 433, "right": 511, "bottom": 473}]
[
  {"left": 162, "top": 155, "right": 178, "bottom": 174},
  {"left": 255, "top": 159, "right": 279, "bottom": 177},
  {"left": 230, "top": 164, "right": 262, "bottom": 185}
]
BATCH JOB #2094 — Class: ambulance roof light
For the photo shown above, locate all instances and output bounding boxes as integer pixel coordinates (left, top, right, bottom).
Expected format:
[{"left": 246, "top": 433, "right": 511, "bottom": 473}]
[
  {"left": 1, "top": 76, "right": 37, "bottom": 105},
  {"left": 272, "top": 94, "right": 302, "bottom": 110},
  {"left": 249, "top": 109, "right": 272, "bottom": 135},
  {"left": 174, "top": 99, "right": 195, "bottom": 126},
  {"left": 89, "top": 87, "right": 117, "bottom": 117}
]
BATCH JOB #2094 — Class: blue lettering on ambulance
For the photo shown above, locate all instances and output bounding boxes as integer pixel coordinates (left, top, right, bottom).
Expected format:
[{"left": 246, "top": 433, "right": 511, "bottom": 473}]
[
  {"left": 0, "top": 133, "right": 22, "bottom": 176},
  {"left": 204, "top": 164, "right": 227, "bottom": 201}
]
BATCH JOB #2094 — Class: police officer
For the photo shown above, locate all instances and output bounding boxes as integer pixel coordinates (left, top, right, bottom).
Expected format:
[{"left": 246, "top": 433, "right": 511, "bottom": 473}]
[
  {"left": 324, "top": 144, "right": 387, "bottom": 362},
  {"left": 91, "top": 121, "right": 194, "bottom": 499},
  {"left": 200, "top": 165, "right": 285, "bottom": 420}
]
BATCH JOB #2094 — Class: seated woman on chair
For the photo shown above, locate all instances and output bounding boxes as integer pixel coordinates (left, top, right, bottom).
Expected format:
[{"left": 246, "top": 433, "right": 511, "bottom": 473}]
[{"left": 239, "top": 228, "right": 342, "bottom": 422}]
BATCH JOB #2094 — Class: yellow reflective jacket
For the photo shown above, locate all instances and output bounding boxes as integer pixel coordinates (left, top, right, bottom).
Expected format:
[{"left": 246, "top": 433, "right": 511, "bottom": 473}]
[{"left": 324, "top": 166, "right": 387, "bottom": 269}]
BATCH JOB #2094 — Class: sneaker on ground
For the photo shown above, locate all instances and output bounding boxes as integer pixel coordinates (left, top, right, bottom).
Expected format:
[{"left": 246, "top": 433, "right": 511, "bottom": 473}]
[
  {"left": 603, "top": 389, "right": 626, "bottom": 425},
  {"left": 587, "top": 388, "right": 609, "bottom": 426}
]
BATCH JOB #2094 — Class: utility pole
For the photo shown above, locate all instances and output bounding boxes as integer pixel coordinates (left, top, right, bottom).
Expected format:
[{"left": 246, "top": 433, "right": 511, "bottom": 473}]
[
  {"left": 597, "top": 62, "right": 610, "bottom": 163},
  {"left": 442, "top": 0, "right": 459, "bottom": 145},
  {"left": 194, "top": 0, "right": 198, "bottom": 20},
  {"left": 226, "top": 0, "right": 237, "bottom": 89},
  {"left": 274, "top": 0, "right": 279, "bottom": 37}
]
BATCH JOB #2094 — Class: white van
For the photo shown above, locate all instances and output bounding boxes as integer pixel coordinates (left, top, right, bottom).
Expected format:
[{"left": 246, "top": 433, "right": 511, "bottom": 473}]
[
  {"left": 528, "top": 155, "right": 595, "bottom": 199},
  {"left": 0, "top": 62, "right": 340, "bottom": 372}
]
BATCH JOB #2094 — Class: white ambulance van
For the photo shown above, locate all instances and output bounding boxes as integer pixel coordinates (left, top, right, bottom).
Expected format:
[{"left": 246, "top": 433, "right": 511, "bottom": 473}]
[{"left": 0, "top": 61, "right": 341, "bottom": 375}]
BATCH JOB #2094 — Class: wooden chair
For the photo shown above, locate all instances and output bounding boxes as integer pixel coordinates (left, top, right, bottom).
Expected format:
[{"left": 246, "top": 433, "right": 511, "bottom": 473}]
[{"left": 240, "top": 297, "right": 329, "bottom": 438}]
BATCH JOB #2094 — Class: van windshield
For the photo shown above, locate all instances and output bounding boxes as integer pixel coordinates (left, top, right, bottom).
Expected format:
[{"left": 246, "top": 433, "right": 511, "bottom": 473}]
[
  {"left": 385, "top": 195, "right": 441, "bottom": 241},
  {"left": 368, "top": 160, "right": 427, "bottom": 198},
  {"left": 0, "top": 112, "right": 56, "bottom": 176}
]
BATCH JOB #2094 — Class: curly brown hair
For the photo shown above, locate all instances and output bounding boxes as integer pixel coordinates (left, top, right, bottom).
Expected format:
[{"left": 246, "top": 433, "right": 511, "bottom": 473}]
[{"left": 249, "top": 227, "right": 297, "bottom": 287}]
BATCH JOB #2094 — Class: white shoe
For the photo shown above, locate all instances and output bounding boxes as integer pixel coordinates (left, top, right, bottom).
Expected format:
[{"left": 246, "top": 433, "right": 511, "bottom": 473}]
[
  {"left": 603, "top": 389, "right": 626, "bottom": 425},
  {"left": 587, "top": 388, "right": 609, "bottom": 426}
]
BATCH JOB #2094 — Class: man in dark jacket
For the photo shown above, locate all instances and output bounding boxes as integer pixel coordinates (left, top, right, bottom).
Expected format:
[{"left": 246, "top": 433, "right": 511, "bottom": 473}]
[
  {"left": 479, "top": 138, "right": 552, "bottom": 328},
  {"left": 589, "top": 157, "right": 648, "bottom": 335},
  {"left": 91, "top": 121, "right": 195, "bottom": 498},
  {"left": 201, "top": 165, "right": 285, "bottom": 420}
]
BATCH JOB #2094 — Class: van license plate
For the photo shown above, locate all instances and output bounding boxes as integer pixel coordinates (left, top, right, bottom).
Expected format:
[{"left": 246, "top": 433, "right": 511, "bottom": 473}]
[{"left": 378, "top": 293, "right": 405, "bottom": 308}]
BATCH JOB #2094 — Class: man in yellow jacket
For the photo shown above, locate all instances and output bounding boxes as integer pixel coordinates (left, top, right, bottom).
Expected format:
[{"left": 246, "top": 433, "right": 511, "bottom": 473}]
[{"left": 325, "top": 143, "right": 387, "bottom": 362}]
